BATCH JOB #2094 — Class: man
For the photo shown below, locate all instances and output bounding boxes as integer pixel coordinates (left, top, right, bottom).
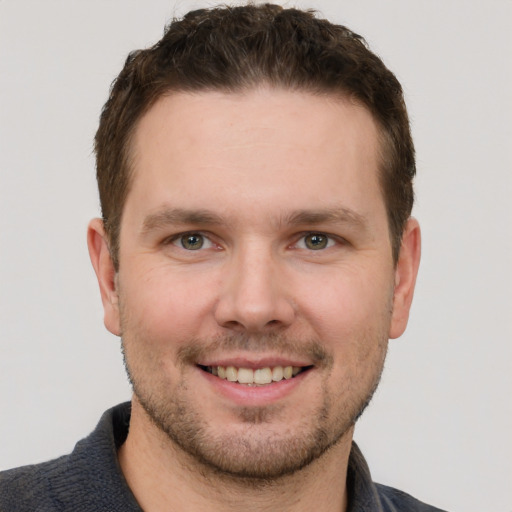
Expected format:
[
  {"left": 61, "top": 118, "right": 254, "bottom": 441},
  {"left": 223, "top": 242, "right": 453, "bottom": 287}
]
[{"left": 0, "top": 4, "right": 444, "bottom": 511}]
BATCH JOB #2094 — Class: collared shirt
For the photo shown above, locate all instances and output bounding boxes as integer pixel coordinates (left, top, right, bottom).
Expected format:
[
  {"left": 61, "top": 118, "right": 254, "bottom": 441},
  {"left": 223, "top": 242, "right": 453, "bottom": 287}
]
[{"left": 0, "top": 403, "right": 447, "bottom": 511}]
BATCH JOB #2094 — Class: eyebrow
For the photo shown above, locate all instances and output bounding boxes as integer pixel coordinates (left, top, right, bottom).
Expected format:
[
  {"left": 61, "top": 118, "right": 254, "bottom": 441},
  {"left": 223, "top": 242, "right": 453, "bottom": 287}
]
[
  {"left": 142, "top": 208, "right": 226, "bottom": 234},
  {"left": 282, "top": 207, "right": 368, "bottom": 230},
  {"left": 141, "top": 206, "right": 369, "bottom": 234}
]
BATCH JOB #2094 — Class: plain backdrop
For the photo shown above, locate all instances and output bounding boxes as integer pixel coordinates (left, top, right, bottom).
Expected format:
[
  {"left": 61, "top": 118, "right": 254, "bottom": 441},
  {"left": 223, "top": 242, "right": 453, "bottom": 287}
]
[{"left": 1, "top": 1, "right": 511, "bottom": 511}]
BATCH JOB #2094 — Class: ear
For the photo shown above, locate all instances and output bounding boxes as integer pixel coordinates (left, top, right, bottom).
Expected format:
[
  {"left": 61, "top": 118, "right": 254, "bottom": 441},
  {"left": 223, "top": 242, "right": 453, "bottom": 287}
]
[
  {"left": 389, "top": 217, "right": 421, "bottom": 339},
  {"left": 87, "top": 218, "right": 121, "bottom": 336}
]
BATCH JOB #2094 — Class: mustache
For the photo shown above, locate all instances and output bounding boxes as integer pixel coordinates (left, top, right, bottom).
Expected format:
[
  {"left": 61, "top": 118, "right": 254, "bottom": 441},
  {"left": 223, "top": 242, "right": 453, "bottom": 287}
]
[{"left": 177, "top": 332, "right": 333, "bottom": 368}]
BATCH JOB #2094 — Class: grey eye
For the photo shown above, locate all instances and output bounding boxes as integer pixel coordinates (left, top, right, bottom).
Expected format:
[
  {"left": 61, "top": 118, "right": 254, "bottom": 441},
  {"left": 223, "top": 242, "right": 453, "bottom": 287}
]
[
  {"left": 180, "top": 233, "right": 204, "bottom": 250},
  {"left": 304, "top": 233, "right": 329, "bottom": 250}
]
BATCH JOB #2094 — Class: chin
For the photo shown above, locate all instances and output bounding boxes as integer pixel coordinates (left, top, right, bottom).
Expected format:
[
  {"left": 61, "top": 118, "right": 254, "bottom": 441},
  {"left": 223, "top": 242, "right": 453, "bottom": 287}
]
[{"left": 131, "top": 373, "right": 374, "bottom": 481}]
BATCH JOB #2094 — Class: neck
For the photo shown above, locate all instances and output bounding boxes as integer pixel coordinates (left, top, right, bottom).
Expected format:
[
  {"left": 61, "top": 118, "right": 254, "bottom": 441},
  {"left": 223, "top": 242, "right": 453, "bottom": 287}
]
[{"left": 118, "top": 398, "right": 352, "bottom": 512}]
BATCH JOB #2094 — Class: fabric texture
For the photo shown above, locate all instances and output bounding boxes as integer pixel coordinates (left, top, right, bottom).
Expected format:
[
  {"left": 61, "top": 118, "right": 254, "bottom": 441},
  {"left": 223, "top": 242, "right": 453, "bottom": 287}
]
[{"left": 0, "top": 403, "right": 447, "bottom": 511}]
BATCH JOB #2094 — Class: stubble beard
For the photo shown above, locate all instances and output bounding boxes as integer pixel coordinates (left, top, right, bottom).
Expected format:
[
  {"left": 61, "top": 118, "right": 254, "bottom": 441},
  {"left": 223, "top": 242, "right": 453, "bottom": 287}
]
[{"left": 121, "top": 330, "right": 388, "bottom": 482}]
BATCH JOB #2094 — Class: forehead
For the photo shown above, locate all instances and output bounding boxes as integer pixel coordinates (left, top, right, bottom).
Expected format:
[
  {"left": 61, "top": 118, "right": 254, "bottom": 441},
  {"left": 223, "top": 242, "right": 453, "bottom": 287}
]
[
  {"left": 126, "top": 88, "right": 384, "bottom": 225},
  {"left": 133, "top": 88, "right": 379, "bottom": 157}
]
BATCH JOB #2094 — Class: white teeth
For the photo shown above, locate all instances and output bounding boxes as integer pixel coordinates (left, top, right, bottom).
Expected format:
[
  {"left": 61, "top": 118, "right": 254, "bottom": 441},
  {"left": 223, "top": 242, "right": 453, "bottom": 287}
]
[
  {"left": 237, "top": 368, "right": 253, "bottom": 384},
  {"left": 272, "top": 366, "right": 283, "bottom": 381},
  {"left": 254, "top": 367, "right": 272, "bottom": 385},
  {"left": 225, "top": 366, "right": 237, "bottom": 382},
  {"left": 209, "top": 365, "right": 303, "bottom": 385}
]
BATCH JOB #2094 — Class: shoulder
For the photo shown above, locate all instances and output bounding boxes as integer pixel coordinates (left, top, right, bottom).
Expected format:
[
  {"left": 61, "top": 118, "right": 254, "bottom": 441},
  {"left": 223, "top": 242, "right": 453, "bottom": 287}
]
[
  {"left": 0, "top": 455, "right": 70, "bottom": 511},
  {"left": 347, "top": 442, "right": 448, "bottom": 512},
  {"left": 0, "top": 403, "right": 137, "bottom": 512},
  {"left": 375, "top": 483, "right": 448, "bottom": 512}
]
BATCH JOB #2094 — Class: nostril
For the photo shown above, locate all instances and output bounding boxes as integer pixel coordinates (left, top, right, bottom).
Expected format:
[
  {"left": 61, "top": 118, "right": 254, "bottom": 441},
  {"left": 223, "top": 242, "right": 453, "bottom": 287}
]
[{"left": 221, "top": 320, "right": 245, "bottom": 331}]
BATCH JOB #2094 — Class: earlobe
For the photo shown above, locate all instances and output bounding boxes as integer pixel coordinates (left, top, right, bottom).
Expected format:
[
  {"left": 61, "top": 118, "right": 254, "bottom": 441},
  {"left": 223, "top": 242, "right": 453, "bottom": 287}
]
[
  {"left": 389, "top": 217, "right": 421, "bottom": 339},
  {"left": 87, "top": 218, "right": 121, "bottom": 336}
]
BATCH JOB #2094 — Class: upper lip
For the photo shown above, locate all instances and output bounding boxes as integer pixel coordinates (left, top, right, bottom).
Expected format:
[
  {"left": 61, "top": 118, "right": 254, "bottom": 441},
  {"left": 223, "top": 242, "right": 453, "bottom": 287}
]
[{"left": 197, "top": 354, "right": 313, "bottom": 369}]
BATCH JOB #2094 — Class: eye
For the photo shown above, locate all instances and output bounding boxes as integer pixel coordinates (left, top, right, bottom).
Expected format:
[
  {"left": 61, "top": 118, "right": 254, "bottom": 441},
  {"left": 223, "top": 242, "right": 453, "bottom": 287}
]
[
  {"left": 173, "top": 233, "right": 212, "bottom": 250},
  {"left": 297, "top": 233, "right": 335, "bottom": 250}
]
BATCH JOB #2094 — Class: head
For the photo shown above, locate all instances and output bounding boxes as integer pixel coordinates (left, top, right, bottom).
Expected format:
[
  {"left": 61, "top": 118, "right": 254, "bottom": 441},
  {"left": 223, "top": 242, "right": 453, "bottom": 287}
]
[
  {"left": 88, "top": 3, "right": 421, "bottom": 482},
  {"left": 95, "top": 3, "right": 415, "bottom": 270}
]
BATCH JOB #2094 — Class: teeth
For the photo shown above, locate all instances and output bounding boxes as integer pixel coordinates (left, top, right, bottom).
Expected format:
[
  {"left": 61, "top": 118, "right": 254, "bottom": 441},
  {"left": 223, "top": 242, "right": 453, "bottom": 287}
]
[
  {"left": 272, "top": 366, "right": 283, "bottom": 381},
  {"left": 225, "top": 366, "right": 237, "bottom": 382},
  {"left": 254, "top": 367, "right": 272, "bottom": 385},
  {"left": 237, "top": 367, "right": 254, "bottom": 384},
  {"left": 207, "top": 365, "right": 304, "bottom": 385}
]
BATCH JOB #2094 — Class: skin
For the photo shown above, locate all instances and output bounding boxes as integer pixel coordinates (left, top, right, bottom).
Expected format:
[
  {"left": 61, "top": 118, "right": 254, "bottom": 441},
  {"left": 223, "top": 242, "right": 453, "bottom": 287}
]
[{"left": 88, "top": 88, "right": 421, "bottom": 512}]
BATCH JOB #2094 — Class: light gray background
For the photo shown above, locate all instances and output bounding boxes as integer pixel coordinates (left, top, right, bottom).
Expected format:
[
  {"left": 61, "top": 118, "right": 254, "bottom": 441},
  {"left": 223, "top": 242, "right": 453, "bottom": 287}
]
[{"left": 1, "top": 1, "right": 511, "bottom": 511}]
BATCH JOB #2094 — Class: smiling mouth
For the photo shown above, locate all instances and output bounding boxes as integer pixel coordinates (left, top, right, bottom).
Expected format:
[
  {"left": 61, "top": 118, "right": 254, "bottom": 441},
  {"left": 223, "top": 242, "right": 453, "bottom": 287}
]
[{"left": 198, "top": 365, "right": 312, "bottom": 386}]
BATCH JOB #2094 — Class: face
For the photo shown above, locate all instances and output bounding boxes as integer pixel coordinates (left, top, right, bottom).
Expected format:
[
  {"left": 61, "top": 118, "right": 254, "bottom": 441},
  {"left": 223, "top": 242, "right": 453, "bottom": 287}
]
[{"left": 90, "top": 88, "right": 419, "bottom": 479}]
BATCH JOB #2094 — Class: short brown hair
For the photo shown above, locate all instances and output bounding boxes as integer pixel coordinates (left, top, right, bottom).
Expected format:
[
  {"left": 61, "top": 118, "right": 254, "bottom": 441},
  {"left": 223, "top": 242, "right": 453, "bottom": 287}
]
[{"left": 95, "top": 3, "right": 415, "bottom": 268}]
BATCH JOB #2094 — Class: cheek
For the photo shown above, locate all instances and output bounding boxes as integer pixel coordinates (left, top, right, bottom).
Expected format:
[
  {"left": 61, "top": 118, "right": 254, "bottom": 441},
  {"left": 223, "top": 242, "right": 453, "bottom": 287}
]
[
  {"left": 299, "top": 268, "right": 393, "bottom": 336},
  {"left": 296, "top": 265, "right": 393, "bottom": 389},
  {"left": 119, "top": 264, "right": 221, "bottom": 344}
]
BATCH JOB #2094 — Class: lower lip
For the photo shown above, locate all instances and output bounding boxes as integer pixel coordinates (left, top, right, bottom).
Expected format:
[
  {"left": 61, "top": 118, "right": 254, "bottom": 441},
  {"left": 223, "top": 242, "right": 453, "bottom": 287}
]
[{"left": 198, "top": 367, "right": 310, "bottom": 406}]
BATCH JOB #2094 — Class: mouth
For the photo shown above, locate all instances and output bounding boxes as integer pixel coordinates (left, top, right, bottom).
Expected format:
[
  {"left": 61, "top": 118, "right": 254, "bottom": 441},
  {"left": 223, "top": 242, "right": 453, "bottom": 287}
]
[{"left": 198, "top": 364, "right": 312, "bottom": 386}]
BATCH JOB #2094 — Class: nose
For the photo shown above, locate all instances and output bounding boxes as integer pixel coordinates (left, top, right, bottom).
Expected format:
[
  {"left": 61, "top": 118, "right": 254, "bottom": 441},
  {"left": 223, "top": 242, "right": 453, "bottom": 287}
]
[{"left": 213, "top": 244, "right": 296, "bottom": 333}]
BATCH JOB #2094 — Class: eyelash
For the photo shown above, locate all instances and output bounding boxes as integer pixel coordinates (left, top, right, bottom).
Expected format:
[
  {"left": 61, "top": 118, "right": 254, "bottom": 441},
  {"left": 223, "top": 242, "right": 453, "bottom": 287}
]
[
  {"left": 294, "top": 232, "right": 337, "bottom": 251},
  {"left": 166, "top": 232, "right": 217, "bottom": 251},
  {"left": 165, "top": 231, "right": 341, "bottom": 252}
]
